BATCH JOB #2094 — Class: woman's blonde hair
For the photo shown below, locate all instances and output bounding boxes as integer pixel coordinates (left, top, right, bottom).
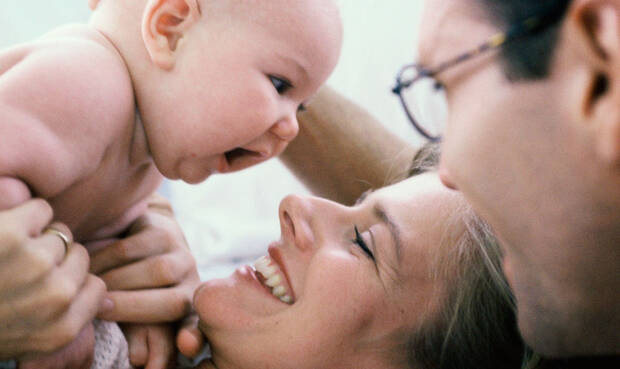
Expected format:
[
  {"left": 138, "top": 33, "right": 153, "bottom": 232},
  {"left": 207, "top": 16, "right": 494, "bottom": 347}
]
[{"left": 404, "top": 143, "right": 526, "bottom": 369}]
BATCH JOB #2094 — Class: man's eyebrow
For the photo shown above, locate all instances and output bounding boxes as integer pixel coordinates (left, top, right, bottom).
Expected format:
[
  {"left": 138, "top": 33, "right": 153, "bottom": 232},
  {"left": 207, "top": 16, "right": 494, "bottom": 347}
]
[{"left": 373, "top": 204, "right": 403, "bottom": 274}]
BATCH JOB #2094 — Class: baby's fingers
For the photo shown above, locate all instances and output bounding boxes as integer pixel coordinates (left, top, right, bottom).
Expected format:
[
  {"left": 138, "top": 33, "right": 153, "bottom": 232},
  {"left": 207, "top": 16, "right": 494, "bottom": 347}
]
[
  {"left": 144, "top": 324, "right": 175, "bottom": 369},
  {"left": 176, "top": 314, "right": 205, "bottom": 359},
  {"left": 124, "top": 324, "right": 149, "bottom": 368}
]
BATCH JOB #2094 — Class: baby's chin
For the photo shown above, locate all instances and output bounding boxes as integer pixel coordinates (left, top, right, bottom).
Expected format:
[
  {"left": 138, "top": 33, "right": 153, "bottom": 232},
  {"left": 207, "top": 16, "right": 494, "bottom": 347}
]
[{"left": 174, "top": 159, "right": 219, "bottom": 184}]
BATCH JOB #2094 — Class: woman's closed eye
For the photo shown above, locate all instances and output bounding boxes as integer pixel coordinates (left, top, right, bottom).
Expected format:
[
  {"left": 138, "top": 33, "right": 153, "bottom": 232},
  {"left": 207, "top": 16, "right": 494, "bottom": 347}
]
[{"left": 353, "top": 226, "right": 375, "bottom": 261}]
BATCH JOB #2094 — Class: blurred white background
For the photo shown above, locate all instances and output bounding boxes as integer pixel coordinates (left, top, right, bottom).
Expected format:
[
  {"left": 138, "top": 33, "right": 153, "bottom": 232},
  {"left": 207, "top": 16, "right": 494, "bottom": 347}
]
[{"left": 1, "top": 0, "right": 424, "bottom": 279}]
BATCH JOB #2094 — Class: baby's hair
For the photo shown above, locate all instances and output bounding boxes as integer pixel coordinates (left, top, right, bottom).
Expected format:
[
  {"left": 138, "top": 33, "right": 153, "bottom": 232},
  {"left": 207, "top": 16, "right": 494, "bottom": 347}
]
[{"left": 403, "top": 142, "right": 526, "bottom": 369}]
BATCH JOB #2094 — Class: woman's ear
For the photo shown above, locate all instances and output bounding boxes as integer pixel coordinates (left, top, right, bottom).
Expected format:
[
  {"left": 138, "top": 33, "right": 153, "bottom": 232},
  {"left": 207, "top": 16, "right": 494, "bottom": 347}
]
[
  {"left": 142, "top": 0, "right": 201, "bottom": 70},
  {"left": 571, "top": 0, "right": 620, "bottom": 165}
]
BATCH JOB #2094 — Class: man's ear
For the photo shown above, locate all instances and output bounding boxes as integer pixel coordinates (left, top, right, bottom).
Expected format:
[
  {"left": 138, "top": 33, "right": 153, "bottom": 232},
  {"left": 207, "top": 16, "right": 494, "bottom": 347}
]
[
  {"left": 571, "top": 0, "right": 620, "bottom": 165},
  {"left": 142, "top": 0, "right": 201, "bottom": 70}
]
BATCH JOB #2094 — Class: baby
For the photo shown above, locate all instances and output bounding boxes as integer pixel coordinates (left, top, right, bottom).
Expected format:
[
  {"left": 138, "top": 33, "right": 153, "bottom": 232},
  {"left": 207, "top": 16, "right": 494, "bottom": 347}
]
[{"left": 0, "top": 0, "right": 342, "bottom": 367}]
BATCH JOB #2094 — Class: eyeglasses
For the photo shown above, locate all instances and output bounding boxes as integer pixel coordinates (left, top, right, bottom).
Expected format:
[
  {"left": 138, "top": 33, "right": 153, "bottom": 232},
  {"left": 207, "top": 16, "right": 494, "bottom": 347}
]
[{"left": 392, "top": 9, "right": 564, "bottom": 141}]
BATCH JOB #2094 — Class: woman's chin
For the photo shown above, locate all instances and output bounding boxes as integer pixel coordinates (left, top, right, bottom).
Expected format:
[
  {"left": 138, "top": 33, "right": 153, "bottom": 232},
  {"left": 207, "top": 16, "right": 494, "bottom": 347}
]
[{"left": 194, "top": 267, "right": 292, "bottom": 333}]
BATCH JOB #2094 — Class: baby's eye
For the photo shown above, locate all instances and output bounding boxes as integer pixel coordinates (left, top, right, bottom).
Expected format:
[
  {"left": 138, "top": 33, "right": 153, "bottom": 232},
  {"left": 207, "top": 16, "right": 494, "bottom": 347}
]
[{"left": 269, "top": 75, "right": 292, "bottom": 95}]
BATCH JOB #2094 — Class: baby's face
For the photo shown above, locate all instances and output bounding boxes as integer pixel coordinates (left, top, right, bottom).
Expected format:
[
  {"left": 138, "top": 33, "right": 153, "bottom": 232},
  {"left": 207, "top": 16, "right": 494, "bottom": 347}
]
[{"left": 143, "top": 0, "right": 342, "bottom": 183}]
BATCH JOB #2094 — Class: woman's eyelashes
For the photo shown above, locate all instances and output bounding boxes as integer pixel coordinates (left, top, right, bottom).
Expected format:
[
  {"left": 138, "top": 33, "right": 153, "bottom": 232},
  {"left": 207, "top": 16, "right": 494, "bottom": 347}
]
[{"left": 353, "top": 226, "right": 375, "bottom": 261}]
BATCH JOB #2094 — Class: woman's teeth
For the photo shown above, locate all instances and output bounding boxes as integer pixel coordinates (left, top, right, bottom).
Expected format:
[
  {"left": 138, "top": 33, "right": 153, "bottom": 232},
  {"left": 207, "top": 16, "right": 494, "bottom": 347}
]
[{"left": 253, "top": 256, "right": 294, "bottom": 304}]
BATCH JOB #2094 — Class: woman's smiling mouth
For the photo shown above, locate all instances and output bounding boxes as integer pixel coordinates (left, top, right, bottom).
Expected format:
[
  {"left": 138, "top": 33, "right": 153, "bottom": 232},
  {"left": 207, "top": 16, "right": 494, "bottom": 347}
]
[{"left": 253, "top": 255, "right": 295, "bottom": 304}]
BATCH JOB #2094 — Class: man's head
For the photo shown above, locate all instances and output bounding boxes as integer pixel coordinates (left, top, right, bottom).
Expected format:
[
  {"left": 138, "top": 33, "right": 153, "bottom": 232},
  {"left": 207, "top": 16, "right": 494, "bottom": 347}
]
[
  {"left": 417, "top": 0, "right": 620, "bottom": 357},
  {"left": 91, "top": 0, "right": 342, "bottom": 183}
]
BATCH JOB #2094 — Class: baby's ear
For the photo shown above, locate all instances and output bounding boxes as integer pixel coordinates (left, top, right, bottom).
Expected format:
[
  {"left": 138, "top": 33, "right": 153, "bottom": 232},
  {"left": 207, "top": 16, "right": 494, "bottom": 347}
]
[{"left": 142, "top": 0, "right": 201, "bottom": 70}]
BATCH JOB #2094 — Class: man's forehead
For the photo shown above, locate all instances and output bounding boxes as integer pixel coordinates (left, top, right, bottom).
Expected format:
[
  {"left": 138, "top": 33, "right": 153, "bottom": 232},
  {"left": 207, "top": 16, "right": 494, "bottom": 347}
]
[{"left": 418, "top": 0, "right": 498, "bottom": 67}]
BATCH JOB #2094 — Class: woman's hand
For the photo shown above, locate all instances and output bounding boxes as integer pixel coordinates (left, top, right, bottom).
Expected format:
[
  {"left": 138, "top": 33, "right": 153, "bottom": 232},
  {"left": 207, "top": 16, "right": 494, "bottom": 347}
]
[
  {"left": 90, "top": 193, "right": 201, "bottom": 368},
  {"left": 0, "top": 199, "right": 107, "bottom": 360},
  {"left": 18, "top": 323, "right": 95, "bottom": 369},
  {"left": 91, "top": 193, "right": 200, "bottom": 323}
]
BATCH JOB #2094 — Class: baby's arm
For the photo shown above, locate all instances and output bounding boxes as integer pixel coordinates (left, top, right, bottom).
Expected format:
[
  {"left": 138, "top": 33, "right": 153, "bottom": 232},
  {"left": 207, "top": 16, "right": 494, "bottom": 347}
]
[
  {"left": 91, "top": 193, "right": 201, "bottom": 368},
  {"left": 0, "top": 35, "right": 134, "bottom": 201},
  {"left": 0, "top": 35, "right": 132, "bottom": 365}
]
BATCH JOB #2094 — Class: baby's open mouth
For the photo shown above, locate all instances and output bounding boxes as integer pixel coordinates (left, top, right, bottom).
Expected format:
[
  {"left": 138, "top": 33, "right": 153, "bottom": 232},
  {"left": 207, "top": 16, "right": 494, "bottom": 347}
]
[
  {"left": 225, "top": 147, "right": 263, "bottom": 166},
  {"left": 253, "top": 256, "right": 295, "bottom": 304}
]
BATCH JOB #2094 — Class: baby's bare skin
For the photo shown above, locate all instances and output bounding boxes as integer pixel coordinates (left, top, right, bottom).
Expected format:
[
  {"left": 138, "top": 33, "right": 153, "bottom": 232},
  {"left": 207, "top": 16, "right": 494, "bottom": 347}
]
[
  {"left": 0, "top": 25, "right": 162, "bottom": 242},
  {"left": 0, "top": 0, "right": 342, "bottom": 366},
  {"left": 0, "top": 25, "right": 164, "bottom": 367}
]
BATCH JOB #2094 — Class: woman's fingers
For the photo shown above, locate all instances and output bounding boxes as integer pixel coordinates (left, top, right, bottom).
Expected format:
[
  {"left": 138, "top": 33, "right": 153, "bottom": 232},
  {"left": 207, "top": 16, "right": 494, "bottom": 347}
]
[
  {"left": 0, "top": 242, "right": 90, "bottom": 329},
  {"left": 4, "top": 198, "right": 53, "bottom": 237},
  {"left": 99, "top": 251, "right": 193, "bottom": 291},
  {"left": 0, "top": 200, "right": 102, "bottom": 360},
  {"left": 98, "top": 283, "right": 194, "bottom": 323},
  {"left": 89, "top": 227, "right": 168, "bottom": 275}
]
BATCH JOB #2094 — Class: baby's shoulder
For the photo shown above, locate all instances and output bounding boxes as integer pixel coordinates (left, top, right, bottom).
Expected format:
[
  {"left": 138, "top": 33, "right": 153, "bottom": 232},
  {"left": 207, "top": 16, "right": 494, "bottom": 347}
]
[
  {"left": 0, "top": 26, "right": 136, "bottom": 195},
  {"left": 0, "top": 25, "right": 134, "bottom": 124}
]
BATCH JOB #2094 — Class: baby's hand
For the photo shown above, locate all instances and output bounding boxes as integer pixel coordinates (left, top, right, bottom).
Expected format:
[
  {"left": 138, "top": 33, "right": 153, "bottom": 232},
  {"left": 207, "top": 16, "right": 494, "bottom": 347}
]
[
  {"left": 122, "top": 323, "right": 175, "bottom": 369},
  {"left": 176, "top": 314, "right": 206, "bottom": 360},
  {"left": 19, "top": 323, "right": 95, "bottom": 369},
  {"left": 91, "top": 193, "right": 200, "bottom": 323}
]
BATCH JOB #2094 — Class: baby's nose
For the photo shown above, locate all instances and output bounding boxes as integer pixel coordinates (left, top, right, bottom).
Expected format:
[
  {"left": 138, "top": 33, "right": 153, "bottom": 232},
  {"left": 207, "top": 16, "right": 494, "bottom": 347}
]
[{"left": 270, "top": 115, "right": 300, "bottom": 142}]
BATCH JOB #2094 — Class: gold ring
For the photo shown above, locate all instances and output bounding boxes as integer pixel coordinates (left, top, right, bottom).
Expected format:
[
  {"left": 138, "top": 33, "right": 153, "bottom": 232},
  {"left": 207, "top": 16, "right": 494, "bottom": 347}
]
[{"left": 44, "top": 227, "right": 70, "bottom": 255}]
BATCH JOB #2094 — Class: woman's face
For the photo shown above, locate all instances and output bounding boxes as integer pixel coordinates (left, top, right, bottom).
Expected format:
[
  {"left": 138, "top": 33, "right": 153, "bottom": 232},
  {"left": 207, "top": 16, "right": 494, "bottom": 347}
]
[{"left": 194, "top": 173, "right": 466, "bottom": 369}]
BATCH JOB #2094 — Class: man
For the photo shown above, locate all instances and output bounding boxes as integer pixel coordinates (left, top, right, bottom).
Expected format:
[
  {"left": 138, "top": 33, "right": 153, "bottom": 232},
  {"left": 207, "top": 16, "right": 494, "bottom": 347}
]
[
  {"left": 420, "top": 0, "right": 619, "bottom": 358},
  {"left": 283, "top": 0, "right": 619, "bottom": 359}
]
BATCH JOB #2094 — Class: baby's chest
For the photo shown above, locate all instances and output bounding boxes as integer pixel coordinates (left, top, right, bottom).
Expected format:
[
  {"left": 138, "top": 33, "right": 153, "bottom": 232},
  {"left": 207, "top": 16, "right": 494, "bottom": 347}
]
[{"left": 48, "top": 159, "right": 163, "bottom": 243}]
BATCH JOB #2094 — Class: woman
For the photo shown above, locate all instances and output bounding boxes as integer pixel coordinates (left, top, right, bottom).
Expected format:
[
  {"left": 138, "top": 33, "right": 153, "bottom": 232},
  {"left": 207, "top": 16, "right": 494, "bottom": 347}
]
[{"left": 186, "top": 145, "right": 526, "bottom": 369}]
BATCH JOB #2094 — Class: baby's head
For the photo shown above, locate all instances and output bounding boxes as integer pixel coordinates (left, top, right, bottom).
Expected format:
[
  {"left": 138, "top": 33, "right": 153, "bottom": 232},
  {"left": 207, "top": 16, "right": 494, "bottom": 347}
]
[{"left": 90, "top": 0, "right": 342, "bottom": 183}]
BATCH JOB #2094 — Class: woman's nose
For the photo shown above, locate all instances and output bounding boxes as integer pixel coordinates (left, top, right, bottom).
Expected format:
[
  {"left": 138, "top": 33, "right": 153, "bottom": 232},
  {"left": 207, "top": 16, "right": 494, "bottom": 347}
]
[
  {"left": 278, "top": 194, "right": 318, "bottom": 253},
  {"left": 279, "top": 194, "right": 351, "bottom": 253}
]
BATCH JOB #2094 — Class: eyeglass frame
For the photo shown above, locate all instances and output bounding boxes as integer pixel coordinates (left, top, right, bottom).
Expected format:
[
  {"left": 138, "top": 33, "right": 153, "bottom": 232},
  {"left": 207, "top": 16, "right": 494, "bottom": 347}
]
[{"left": 392, "top": 7, "right": 566, "bottom": 142}]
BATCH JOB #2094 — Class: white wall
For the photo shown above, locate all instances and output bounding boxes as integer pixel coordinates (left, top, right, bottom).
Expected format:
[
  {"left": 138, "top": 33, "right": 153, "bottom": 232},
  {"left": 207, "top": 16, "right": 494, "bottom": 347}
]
[{"left": 0, "top": 0, "right": 424, "bottom": 280}]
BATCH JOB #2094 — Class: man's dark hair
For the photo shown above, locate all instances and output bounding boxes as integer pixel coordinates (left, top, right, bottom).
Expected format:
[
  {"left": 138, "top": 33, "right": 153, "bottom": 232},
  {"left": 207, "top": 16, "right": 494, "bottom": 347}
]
[{"left": 478, "top": 0, "right": 572, "bottom": 80}]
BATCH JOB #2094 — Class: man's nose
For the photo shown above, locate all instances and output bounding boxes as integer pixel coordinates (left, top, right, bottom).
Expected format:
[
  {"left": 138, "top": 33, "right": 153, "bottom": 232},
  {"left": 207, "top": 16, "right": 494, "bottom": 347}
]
[{"left": 438, "top": 165, "right": 458, "bottom": 190}]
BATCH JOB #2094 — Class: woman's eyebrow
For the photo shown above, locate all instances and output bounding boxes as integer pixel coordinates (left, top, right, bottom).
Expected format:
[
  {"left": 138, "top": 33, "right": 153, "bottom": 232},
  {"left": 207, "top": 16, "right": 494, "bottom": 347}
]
[
  {"left": 373, "top": 204, "right": 402, "bottom": 277},
  {"left": 355, "top": 189, "right": 374, "bottom": 205}
]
